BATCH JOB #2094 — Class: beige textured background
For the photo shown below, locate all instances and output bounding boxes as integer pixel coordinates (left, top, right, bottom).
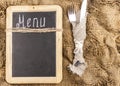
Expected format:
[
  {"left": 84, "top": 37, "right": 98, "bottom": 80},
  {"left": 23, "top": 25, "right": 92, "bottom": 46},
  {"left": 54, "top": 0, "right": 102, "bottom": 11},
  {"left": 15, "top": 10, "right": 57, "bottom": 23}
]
[{"left": 0, "top": 0, "right": 120, "bottom": 86}]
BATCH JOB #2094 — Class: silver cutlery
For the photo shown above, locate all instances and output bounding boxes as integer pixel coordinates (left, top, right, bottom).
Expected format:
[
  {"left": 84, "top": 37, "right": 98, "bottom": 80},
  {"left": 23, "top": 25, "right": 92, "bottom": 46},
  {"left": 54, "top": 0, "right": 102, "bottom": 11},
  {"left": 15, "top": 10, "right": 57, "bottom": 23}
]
[
  {"left": 68, "top": 5, "right": 76, "bottom": 27},
  {"left": 68, "top": 0, "right": 88, "bottom": 76}
]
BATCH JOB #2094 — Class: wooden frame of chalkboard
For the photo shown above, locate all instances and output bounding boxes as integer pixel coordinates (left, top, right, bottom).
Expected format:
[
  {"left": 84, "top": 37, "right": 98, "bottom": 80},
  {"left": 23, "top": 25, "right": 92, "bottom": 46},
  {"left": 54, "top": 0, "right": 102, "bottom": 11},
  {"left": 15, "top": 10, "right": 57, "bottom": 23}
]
[{"left": 6, "top": 5, "right": 62, "bottom": 84}]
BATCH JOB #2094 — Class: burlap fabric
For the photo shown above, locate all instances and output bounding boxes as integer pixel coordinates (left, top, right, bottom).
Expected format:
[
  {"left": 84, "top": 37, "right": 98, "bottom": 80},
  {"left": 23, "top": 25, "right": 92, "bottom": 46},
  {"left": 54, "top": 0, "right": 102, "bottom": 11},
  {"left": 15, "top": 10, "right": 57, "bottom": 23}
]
[{"left": 0, "top": 0, "right": 120, "bottom": 86}]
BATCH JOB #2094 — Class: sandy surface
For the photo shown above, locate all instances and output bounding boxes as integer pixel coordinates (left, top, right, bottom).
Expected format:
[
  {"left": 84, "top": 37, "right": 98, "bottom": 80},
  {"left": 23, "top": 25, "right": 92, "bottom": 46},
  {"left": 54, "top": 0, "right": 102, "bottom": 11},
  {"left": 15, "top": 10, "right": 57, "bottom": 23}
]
[{"left": 0, "top": 0, "right": 120, "bottom": 86}]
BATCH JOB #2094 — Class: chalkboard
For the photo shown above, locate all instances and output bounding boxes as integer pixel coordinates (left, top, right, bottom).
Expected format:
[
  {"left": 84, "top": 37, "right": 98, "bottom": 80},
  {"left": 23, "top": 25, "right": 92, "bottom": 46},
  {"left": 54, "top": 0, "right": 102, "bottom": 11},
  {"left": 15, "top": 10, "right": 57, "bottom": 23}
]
[{"left": 6, "top": 5, "right": 62, "bottom": 84}]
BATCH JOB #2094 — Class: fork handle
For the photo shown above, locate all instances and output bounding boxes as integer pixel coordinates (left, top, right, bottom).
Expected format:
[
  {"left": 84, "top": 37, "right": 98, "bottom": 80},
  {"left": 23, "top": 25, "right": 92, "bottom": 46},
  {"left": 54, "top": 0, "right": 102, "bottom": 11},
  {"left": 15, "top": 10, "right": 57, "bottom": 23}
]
[{"left": 71, "top": 22, "right": 76, "bottom": 29}]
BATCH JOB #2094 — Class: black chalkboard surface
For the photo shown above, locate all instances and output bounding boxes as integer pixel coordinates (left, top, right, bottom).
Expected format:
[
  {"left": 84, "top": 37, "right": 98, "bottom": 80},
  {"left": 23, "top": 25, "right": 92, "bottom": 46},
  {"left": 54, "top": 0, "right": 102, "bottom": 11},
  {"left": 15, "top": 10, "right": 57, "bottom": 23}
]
[{"left": 6, "top": 5, "right": 62, "bottom": 84}]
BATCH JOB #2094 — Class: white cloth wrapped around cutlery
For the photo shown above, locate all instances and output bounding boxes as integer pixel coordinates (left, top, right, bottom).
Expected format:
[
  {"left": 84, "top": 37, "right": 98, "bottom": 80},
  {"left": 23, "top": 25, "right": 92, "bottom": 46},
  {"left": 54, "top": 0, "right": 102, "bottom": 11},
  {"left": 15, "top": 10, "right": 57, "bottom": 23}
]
[{"left": 68, "top": 0, "right": 88, "bottom": 76}]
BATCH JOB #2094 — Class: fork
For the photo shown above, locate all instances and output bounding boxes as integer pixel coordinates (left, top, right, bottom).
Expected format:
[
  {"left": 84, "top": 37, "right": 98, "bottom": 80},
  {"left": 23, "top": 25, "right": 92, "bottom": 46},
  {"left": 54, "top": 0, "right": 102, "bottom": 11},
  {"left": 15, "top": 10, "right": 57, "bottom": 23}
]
[{"left": 68, "top": 5, "right": 76, "bottom": 27}]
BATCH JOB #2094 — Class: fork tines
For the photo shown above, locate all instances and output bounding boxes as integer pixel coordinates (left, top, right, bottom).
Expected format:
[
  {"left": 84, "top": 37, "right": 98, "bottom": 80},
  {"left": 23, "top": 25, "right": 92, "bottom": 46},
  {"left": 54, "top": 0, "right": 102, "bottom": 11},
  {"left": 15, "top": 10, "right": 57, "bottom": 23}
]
[{"left": 68, "top": 5, "right": 76, "bottom": 23}]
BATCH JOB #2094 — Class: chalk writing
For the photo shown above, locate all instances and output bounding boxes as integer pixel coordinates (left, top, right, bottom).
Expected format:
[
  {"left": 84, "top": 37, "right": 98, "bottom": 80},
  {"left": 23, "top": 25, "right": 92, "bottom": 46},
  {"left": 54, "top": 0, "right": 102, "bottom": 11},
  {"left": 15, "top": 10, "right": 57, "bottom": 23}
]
[
  {"left": 13, "top": 12, "right": 56, "bottom": 28},
  {"left": 16, "top": 14, "right": 46, "bottom": 28}
]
